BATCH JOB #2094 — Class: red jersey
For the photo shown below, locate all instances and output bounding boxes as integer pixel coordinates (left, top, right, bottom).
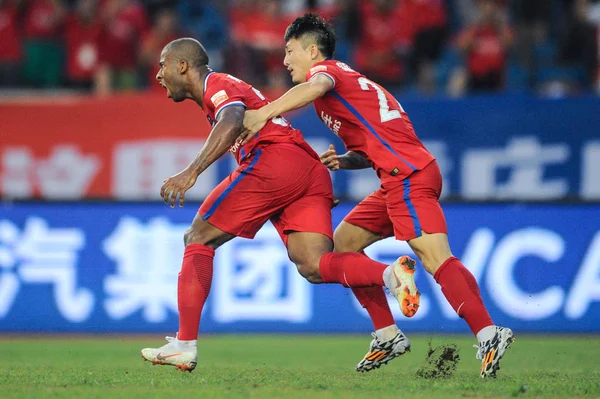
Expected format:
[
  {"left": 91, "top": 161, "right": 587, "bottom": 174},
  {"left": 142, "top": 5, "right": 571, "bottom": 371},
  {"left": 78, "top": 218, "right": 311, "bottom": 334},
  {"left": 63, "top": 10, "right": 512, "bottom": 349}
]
[
  {"left": 306, "top": 60, "right": 434, "bottom": 181},
  {"left": 0, "top": 4, "right": 21, "bottom": 62},
  {"left": 408, "top": 0, "right": 446, "bottom": 31},
  {"left": 459, "top": 24, "right": 512, "bottom": 77},
  {"left": 65, "top": 15, "right": 103, "bottom": 81},
  {"left": 202, "top": 72, "right": 319, "bottom": 165},
  {"left": 99, "top": 2, "right": 148, "bottom": 68},
  {"left": 24, "top": 0, "right": 63, "bottom": 39}
]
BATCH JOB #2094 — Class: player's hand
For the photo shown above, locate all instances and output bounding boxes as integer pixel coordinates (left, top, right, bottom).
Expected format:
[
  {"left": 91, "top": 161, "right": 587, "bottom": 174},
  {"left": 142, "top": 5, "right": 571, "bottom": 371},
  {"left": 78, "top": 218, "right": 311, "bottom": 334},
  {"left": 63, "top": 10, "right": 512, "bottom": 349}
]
[
  {"left": 320, "top": 144, "right": 340, "bottom": 171},
  {"left": 160, "top": 169, "right": 198, "bottom": 208},
  {"left": 240, "top": 109, "right": 268, "bottom": 144}
]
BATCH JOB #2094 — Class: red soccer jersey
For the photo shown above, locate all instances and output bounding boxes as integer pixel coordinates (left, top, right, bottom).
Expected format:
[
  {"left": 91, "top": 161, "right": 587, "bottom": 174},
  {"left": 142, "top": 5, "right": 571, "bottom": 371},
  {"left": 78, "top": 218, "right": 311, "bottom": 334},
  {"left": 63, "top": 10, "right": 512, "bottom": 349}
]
[
  {"left": 459, "top": 24, "right": 512, "bottom": 77},
  {"left": 306, "top": 60, "right": 434, "bottom": 181},
  {"left": 99, "top": 2, "right": 148, "bottom": 68},
  {"left": 65, "top": 15, "right": 103, "bottom": 81},
  {"left": 24, "top": 0, "right": 63, "bottom": 39},
  {"left": 0, "top": 4, "right": 21, "bottom": 62},
  {"left": 202, "top": 72, "right": 319, "bottom": 165}
]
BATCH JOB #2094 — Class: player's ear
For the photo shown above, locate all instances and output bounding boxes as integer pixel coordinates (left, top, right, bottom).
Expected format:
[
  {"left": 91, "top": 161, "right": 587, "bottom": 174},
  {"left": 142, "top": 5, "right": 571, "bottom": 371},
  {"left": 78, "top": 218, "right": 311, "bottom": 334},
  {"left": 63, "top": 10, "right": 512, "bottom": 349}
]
[
  {"left": 178, "top": 60, "right": 189, "bottom": 74},
  {"left": 309, "top": 44, "right": 319, "bottom": 60}
]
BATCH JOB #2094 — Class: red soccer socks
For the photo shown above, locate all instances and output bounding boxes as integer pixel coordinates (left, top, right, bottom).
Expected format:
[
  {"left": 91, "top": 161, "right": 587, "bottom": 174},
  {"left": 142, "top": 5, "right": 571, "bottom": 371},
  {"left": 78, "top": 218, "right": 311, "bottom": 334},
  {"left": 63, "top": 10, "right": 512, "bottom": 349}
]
[
  {"left": 434, "top": 257, "right": 493, "bottom": 335},
  {"left": 177, "top": 243, "right": 215, "bottom": 341},
  {"left": 352, "top": 286, "right": 395, "bottom": 330},
  {"left": 319, "top": 252, "right": 387, "bottom": 287}
]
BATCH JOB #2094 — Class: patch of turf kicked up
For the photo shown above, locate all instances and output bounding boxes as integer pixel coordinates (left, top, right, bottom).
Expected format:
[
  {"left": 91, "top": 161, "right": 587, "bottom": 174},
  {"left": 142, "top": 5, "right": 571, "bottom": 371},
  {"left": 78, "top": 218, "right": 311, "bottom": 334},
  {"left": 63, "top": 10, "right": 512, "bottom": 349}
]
[{"left": 416, "top": 341, "right": 460, "bottom": 379}]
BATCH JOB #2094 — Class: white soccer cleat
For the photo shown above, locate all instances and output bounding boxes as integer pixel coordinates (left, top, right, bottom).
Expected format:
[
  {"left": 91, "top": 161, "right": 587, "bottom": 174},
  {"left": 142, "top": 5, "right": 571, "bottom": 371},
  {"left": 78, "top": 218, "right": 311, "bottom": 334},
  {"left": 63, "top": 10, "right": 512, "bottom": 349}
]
[
  {"left": 474, "top": 326, "right": 514, "bottom": 378},
  {"left": 384, "top": 256, "right": 421, "bottom": 317},
  {"left": 356, "top": 331, "right": 411, "bottom": 372},
  {"left": 141, "top": 336, "right": 198, "bottom": 372}
]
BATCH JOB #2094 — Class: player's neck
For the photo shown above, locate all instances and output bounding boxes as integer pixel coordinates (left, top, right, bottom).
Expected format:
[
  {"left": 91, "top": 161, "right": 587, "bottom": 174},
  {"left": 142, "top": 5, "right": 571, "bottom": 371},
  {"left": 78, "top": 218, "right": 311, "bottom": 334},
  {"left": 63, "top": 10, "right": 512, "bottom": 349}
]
[{"left": 189, "top": 66, "right": 212, "bottom": 108}]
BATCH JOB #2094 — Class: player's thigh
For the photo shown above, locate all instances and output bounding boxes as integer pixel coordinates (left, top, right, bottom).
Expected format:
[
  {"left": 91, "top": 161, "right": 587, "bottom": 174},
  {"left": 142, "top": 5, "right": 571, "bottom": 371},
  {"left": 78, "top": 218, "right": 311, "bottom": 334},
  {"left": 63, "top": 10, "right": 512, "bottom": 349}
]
[
  {"left": 384, "top": 161, "right": 448, "bottom": 242},
  {"left": 333, "top": 221, "right": 382, "bottom": 253},
  {"left": 336, "top": 189, "right": 392, "bottom": 252},
  {"left": 385, "top": 161, "right": 452, "bottom": 273},
  {"left": 285, "top": 231, "right": 333, "bottom": 283},
  {"left": 407, "top": 232, "right": 453, "bottom": 275},
  {"left": 271, "top": 161, "right": 334, "bottom": 247},
  {"left": 185, "top": 211, "right": 236, "bottom": 249}
]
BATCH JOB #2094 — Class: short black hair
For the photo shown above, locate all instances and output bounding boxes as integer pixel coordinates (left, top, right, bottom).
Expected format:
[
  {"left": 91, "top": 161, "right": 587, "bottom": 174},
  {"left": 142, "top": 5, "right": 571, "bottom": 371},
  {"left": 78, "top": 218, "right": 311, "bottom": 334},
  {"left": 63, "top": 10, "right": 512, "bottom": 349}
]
[
  {"left": 164, "top": 38, "right": 209, "bottom": 68},
  {"left": 284, "top": 13, "right": 336, "bottom": 59}
]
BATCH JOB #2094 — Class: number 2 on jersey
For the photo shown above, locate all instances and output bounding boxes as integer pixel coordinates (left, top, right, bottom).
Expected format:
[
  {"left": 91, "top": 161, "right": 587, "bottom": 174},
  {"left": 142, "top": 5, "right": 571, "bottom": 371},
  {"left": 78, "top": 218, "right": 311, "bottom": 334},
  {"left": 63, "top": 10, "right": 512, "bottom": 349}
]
[{"left": 358, "top": 77, "right": 403, "bottom": 122}]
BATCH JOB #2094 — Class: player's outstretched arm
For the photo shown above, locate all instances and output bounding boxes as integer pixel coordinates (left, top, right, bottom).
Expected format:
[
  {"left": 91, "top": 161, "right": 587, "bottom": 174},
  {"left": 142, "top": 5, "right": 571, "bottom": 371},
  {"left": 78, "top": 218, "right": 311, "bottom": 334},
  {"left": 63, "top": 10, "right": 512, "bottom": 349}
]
[
  {"left": 160, "top": 106, "right": 245, "bottom": 208},
  {"left": 241, "top": 74, "right": 334, "bottom": 142}
]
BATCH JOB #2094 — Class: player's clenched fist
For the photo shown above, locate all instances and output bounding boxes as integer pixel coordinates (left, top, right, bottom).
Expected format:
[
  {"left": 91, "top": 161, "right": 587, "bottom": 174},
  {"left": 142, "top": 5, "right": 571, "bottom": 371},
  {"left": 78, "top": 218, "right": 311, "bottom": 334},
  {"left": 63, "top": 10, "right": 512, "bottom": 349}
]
[
  {"left": 160, "top": 169, "right": 198, "bottom": 208},
  {"left": 320, "top": 144, "right": 340, "bottom": 171}
]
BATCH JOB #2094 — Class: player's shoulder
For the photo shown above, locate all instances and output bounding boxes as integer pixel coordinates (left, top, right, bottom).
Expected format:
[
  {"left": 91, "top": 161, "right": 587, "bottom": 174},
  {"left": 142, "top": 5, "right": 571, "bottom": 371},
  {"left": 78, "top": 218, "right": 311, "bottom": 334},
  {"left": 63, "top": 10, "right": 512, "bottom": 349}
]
[
  {"left": 308, "top": 60, "right": 360, "bottom": 89},
  {"left": 319, "top": 60, "right": 357, "bottom": 73},
  {"left": 205, "top": 72, "right": 247, "bottom": 101},
  {"left": 314, "top": 60, "right": 361, "bottom": 81},
  {"left": 206, "top": 72, "right": 249, "bottom": 92}
]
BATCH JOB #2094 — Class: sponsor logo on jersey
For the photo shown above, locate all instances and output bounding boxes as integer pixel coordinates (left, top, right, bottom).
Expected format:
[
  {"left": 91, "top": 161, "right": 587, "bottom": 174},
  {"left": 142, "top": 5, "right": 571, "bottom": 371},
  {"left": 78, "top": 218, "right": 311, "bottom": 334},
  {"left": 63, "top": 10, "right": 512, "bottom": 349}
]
[
  {"left": 336, "top": 62, "right": 354, "bottom": 72},
  {"left": 229, "top": 139, "right": 242, "bottom": 154},
  {"left": 310, "top": 65, "right": 328, "bottom": 75},
  {"left": 211, "top": 90, "right": 229, "bottom": 107}
]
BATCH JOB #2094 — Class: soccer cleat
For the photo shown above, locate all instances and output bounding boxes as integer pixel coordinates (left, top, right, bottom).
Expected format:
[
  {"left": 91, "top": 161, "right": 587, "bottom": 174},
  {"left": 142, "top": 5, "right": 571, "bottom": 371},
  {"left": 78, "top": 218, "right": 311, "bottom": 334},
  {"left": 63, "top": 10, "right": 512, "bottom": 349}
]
[
  {"left": 141, "top": 336, "right": 198, "bottom": 372},
  {"left": 384, "top": 256, "right": 421, "bottom": 317},
  {"left": 356, "top": 331, "right": 411, "bottom": 372},
  {"left": 474, "top": 326, "right": 514, "bottom": 378}
]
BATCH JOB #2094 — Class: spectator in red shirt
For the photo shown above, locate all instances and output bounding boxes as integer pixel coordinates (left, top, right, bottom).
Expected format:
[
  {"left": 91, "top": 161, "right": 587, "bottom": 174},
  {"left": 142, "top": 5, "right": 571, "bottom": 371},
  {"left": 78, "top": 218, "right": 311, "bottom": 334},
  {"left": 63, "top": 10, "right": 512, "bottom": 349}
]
[
  {"left": 0, "top": 0, "right": 23, "bottom": 87},
  {"left": 353, "top": 0, "right": 415, "bottom": 86},
  {"left": 96, "top": 0, "right": 148, "bottom": 94},
  {"left": 408, "top": 0, "right": 448, "bottom": 93},
  {"left": 22, "top": 0, "right": 67, "bottom": 88},
  {"left": 456, "top": 0, "right": 514, "bottom": 92},
  {"left": 139, "top": 7, "right": 181, "bottom": 92},
  {"left": 316, "top": 0, "right": 360, "bottom": 64},
  {"left": 226, "top": 0, "right": 257, "bottom": 84},
  {"left": 227, "top": 0, "right": 294, "bottom": 93},
  {"left": 65, "top": 0, "right": 102, "bottom": 90}
]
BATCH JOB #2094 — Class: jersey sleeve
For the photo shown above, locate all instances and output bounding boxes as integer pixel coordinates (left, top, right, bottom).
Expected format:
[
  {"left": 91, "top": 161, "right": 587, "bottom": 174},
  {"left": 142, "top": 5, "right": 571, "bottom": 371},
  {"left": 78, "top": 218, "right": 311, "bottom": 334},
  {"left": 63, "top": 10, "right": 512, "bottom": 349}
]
[
  {"left": 203, "top": 74, "right": 248, "bottom": 121},
  {"left": 306, "top": 63, "right": 340, "bottom": 89}
]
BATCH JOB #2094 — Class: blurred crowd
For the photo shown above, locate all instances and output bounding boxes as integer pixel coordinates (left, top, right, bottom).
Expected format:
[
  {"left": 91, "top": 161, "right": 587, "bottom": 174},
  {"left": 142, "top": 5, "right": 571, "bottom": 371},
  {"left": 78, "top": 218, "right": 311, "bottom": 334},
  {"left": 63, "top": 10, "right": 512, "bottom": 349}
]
[{"left": 0, "top": 0, "right": 598, "bottom": 97}]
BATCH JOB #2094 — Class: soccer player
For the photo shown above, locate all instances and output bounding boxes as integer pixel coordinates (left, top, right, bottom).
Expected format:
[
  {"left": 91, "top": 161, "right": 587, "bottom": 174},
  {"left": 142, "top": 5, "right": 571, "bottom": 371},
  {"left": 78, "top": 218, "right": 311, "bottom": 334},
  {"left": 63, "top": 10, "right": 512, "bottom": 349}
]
[
  {"left": 140, "top": 38, "right": 420, "bottom": 372},
  {"left": 242, "top": 14, "right": 514, "bottom": 378}
]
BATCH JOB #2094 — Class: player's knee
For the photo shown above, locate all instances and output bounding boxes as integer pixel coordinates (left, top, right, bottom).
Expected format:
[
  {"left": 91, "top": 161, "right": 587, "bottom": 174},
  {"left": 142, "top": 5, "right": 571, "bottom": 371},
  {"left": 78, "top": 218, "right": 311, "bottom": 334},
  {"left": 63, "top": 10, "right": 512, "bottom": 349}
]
[
  {"left": 297, "top": 263, "right": 322, "bottom": 284},
  {"left": 416, "top": 248, "right": 453, "bottom": 275},
  {"left": 293, "top": 256, "right": 323, "bottom": 284},
  {"left": 409, "top": 233, "right": 453, "bottom": 275},
  {"left": 333, "top": 230, "right": 358, "bottom": 252},
  {"left": 420, "top": 258, "right": 441, "bottom": 275},
  {"left": 183, "top": 226, "right": 211, "bottom": 247},
  {"left": 183, "top": 228, "right": 195, "bottom": 246}
]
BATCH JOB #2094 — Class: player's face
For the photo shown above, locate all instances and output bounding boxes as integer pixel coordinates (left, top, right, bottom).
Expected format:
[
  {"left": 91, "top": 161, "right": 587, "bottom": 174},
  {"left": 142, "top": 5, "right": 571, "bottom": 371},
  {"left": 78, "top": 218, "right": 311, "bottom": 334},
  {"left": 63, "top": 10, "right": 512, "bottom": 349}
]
[
  {"left": 156, "top": 51, "right": 185, "bottom": 102},
  {"left": 284, "top": 39, "right": 314, "bottom": 84}
]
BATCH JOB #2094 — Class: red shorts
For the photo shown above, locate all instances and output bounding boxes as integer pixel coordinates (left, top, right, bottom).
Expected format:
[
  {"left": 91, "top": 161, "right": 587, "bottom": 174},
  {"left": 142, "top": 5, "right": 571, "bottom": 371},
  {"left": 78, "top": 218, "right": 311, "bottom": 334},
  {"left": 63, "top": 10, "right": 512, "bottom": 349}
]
[
  {"left": 344, "top": 160, "right": 447, "bottom": 241},
  {"left": 199, "top": 143, "right": 334, "bottom": 245}
]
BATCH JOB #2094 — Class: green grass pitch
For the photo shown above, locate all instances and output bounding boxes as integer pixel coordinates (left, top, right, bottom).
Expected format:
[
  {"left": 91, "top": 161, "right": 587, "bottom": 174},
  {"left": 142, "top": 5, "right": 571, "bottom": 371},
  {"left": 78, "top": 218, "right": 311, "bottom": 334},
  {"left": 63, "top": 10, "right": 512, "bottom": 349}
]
[{"left": 1, "top": 334, "right": 599, "bottom": 398}]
